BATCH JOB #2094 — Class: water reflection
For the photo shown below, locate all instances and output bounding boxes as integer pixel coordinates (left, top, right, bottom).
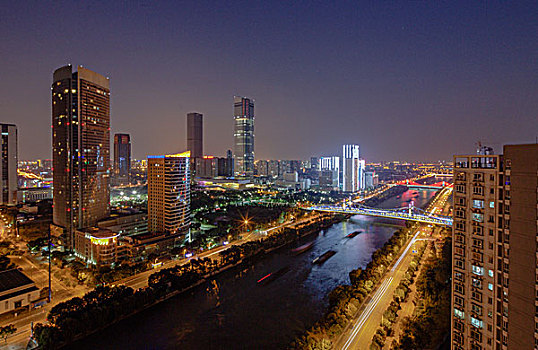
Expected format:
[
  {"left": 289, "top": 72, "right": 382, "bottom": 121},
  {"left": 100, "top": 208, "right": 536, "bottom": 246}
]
[{"left": 75, "top": 189, "right": 437, "bottom": 350}]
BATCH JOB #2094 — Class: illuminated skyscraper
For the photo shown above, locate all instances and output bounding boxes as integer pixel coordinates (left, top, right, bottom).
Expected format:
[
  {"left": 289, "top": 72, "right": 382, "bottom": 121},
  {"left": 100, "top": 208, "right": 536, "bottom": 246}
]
[
  {"left": 113, "top": 133, "right": 131, "bottom": 185},
  {"left": 147, "top": 151, "right": 191, "bottom": 236},
  {"left": 0, "top": 124, "right": 17, "bottom": 205},
  {"left": 233, "top": 96, "right": 254, "bottom": 176},
  {"left": 342, "top": 144, "right": 361, "bottom": 192},
  {"left": 187, "top": 112, "right": 203, "bottom": 159},
  {"left": 51, "top": 65, "right": 111, "bottom": 250}
]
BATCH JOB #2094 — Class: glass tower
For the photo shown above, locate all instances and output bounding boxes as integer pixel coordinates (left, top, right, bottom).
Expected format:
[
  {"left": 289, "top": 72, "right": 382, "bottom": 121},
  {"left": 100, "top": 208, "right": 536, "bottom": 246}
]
[
  {"left": 233, "top": 96, "right": 255, "bottom": 176},
  {"left": 52, "top": 65, "right": 110, "bottom": 250}
]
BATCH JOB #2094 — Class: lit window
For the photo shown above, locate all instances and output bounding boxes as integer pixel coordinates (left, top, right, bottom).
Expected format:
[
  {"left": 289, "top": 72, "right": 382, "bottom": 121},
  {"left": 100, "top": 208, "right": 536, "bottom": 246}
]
[
  {"left": 473, "top": 200, "right": 484, "bottom": 209},
  {"left": 489, "top": 201, "right": 495, "bottom": 208},
  {"left": 454, "top": 308, "right": 465, "bottom": 319},
  {"left": 488, "top": 283, "right": 493, "bottom": 291},
  {"left": 472, "top": 265, "right": 484, "bottom": 276},
  {"left": 488, "top": 270, "right": 494, "bottom": 277},
  {"left": 473, "top": 213, "right": 484, "bottom": 222},
  {"left": 471, "top": 317, "right": 483, "bottom": 328}
]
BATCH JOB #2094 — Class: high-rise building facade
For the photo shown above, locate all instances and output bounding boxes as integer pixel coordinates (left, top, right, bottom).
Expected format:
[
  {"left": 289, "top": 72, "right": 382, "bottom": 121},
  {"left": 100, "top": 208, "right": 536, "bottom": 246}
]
[
  {"left": 0, "top": 124, "right": 18, "bottom": 205},
  {"left": 342, "top": 144, "right": 361, "bottom": 192},
  {"left": 147, "top": 151, "right": 191, "bottom": 236},
  {"left": 319, "top": 156, "right": 340, "bottom": 189},
  {"left": 451, "top": 144, "right": 538, "bottom": 350},
  {"left": 195, "top": 156, "right": 233, "bottom": 178},
  {"left": 233, "top": 96, "right": 254, "bottom": 176},
  {"left": 318, "top": 156, "right": 340, "bottom": 171},
  {"left": 113, "top": 133, "right": 131, "bottom": 186},
  {"left": 51, "top": 65, "right": 111, "bottom": 250},
  {"left": 187, "top": 112, "right": 203, "bottom": 159}
]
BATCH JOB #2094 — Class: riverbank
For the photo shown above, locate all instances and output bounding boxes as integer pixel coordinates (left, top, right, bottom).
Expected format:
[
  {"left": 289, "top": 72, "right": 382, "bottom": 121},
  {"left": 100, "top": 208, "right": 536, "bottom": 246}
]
[
  {"left": 290, "top": 188, "right": 444, "bottom": 349},
  {"left": 32, "top": 212, "right": 345, "bottom": 349}
]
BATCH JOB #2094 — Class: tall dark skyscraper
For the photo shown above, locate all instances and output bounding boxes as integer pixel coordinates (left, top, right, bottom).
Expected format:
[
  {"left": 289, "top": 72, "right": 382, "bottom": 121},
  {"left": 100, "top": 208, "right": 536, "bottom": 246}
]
[
  {"left": 114, "top": 133, "right": 131, "bottom": 185},
  {"left": 187, "top": 112, "right": 203, "bottom": 159},
  {"left": 233, "top": 96, "right": 255, "bottom": 176},
  {"left": 51, "top": 65, "right": 111, "bottom": 250},
  {"left": 0, "top": 123, "right": 18, "bottom": 205}
]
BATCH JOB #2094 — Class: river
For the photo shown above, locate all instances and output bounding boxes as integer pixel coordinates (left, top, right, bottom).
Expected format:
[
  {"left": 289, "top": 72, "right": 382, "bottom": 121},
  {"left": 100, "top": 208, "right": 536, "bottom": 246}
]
[{"left": 75, "top": 188, "right": 437, "bottom": 350}]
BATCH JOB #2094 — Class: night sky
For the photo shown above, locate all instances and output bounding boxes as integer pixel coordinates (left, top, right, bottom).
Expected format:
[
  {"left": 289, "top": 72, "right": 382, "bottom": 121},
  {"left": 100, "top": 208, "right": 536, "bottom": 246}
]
[{"left": 2, "top": 1, "right": 537, "bottom": 162}]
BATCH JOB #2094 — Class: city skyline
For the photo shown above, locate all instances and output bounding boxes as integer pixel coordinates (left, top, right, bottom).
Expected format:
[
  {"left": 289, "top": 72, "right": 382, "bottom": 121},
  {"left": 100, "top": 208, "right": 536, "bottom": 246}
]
[
  {"left": 2, "top": 2, "right": 537, "bottom": 162},
  {"left": 2, "top": 2, "right": 537, "bottom": 349}
]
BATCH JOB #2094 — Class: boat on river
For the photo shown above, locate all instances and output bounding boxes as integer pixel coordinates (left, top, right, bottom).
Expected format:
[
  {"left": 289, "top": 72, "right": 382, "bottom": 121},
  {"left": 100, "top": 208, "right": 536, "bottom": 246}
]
[
  {"left": 312, "top": 250, "right": 336, "bottom": 265},
  {"left": 291, "top": 241, "right": 314, "bottom": 254},
  {"left": 346, "top": 231, "right": 362, "bottom": 238},
  {"left": 257, "top": 266, "right": 290, "bottom": 285}
]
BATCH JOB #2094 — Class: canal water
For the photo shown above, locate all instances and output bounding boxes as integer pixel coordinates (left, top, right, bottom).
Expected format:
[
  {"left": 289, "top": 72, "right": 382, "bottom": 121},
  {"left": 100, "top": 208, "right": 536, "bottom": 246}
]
[{"left": 75, "top": 189, "right": 437, "bottom": 350}]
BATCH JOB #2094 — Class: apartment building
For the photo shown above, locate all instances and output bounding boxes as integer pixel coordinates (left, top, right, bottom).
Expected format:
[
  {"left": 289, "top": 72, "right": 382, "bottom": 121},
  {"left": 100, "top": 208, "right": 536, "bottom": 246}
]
[{"left": 451, "top": 144, "right": 538, "bottom": 350}]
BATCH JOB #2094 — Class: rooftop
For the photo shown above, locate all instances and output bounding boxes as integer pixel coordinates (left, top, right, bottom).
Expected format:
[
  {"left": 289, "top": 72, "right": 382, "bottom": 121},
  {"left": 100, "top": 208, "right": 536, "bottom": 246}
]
[{"left": 0, "top": 269, "right": 36, "bottom": 293}]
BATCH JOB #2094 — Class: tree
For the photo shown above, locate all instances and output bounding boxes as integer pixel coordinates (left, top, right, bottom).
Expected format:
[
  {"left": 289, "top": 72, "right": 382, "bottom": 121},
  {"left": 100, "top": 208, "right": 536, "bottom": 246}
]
[
  {"left": 0, "top": 255, "right": 14, "bottom": 271},
  {"left": 0, "top": 324, "right": 16, "bottom": 342}
]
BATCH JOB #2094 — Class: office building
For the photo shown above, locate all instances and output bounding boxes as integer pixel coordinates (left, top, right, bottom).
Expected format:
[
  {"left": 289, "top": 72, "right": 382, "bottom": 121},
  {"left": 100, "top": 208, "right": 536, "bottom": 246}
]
[
  {"left": 0, "top": 124, "right": 17, "bottom": 205},
  {"left": 451, "top": 144, "right": 538, "bottom": 350},
  {"left": 233, "top": 96, "right": 255, "bottom": 176},
  {"left": 187, "top": 112, "right": 203, "bottom": 159},
  {"left": 342, "top": 144, "right": 364, "bottom": 192},
  {"left": 310, "top": 157, "right": 318, "bottom": 169},
  {"left": 255, "top": 160, "right": 269, "bottom": 176},
  {"left": 365, "top": 171, "right": 379, "bottom": 188},
  {"left": 51, "top": 65, "right": 110, "bottom": 250},
  {"left": 147, "top": 151, "right": 191, "bottom": 237},
  {"left": 268, "top": 160, "right": 280, "bottom": 177},
  {"left": 358, "top": 159, "right": 366, "bottom": 189},
  {"left": 318, "top": 156, "right": 340, "bottom": 171},
  {"left": 114, "top": 133, "right": 131, "bottom": 186},
  {"left": 74, "top": 227, "right": 119, "bottom": 267},
  {"left": 319, "top": 156, "right": 341, "bottom": 189},
  {"left": 195, "top": 156, "right": 233, "bottom": 178},
  {"left": 319, "top": 169, "right": 340, "bottom": 191}
]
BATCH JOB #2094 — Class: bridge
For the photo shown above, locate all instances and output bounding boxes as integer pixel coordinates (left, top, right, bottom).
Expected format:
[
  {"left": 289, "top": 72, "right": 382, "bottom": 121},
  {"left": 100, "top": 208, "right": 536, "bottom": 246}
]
[
  {"left": 389, "top": 178, "right": 453, "bottom": 189},
  {"left": 303, "top": 202, "right": 452, "bottom": 226}
]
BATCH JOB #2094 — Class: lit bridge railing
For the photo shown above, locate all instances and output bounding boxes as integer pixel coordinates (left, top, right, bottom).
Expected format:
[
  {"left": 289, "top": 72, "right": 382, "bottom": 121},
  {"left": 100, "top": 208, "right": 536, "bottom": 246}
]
[{"left": 302, "top": 204, "right": 453, "bottom": 226}]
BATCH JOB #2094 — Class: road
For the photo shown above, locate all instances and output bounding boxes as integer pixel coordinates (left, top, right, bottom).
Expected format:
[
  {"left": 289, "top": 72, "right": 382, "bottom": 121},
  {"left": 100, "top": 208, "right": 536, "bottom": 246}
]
[
  {"left": 0, "top": 209, "right": 324, "bottom": 349},
  {"left": 333, "top": 187, "right": 452, "bottom": 350}
]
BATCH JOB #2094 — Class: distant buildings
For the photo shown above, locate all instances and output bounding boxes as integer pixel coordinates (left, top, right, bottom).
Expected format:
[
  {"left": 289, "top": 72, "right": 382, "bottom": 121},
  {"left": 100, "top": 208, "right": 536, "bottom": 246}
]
[
  {"left": 319, "top": 156, "right": 340, "bottom": 172},
  {"left": 51, "top": 65, "right": 111, "bottom": 251},
  {"left": 113, "top": 133, "right": 131, "bottom": 186},
  {"left": 195, "top": 156, "right": 233, "bottom": 178},
  {"left": 451, "top": 144, "right": 538, "bottom": 350},
  {"left": 147, "top": 151, "right": 191, "bottom": 237},
  {"left": 233, "top": 96, "right": 255, "bottom": 176},
  {"left": 187, "top": 112, "right": 203, "bottom": 159},
  {"left": 0, "top": 123, "right": 18, "bottom": 205},
  {"left": 364, "top": 171, "right": 379, "bottom": 189},
  {"left": 318, "top": 156, "right": 341, "bottom": 191}
]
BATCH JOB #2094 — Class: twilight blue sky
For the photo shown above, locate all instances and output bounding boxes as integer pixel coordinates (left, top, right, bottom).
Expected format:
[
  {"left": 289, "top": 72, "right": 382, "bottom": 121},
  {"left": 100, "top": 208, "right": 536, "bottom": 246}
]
[{"left": 1, "top": 1, "right": 537, "bottom": 161}]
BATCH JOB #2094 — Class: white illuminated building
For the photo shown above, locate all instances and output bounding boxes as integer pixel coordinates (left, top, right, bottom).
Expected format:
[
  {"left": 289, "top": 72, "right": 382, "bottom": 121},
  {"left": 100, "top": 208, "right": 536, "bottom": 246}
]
[{"left": 342, "top": 144, "right": 365, "bottom": 192}]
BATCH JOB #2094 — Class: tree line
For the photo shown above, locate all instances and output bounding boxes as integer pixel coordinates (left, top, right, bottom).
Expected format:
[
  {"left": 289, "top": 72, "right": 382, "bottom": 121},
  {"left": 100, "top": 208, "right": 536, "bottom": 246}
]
[{"left": 32, "top": 213, "right": 341, "bottom": 349}]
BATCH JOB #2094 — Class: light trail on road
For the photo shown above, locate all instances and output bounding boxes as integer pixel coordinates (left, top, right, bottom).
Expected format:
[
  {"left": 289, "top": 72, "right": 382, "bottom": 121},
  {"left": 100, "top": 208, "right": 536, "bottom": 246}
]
[{"left": 342, "top": 276, "right": 394, "bottom": 350}]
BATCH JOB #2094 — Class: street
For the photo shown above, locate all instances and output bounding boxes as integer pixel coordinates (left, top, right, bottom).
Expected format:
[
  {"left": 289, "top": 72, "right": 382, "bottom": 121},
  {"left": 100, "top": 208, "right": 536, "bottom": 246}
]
[{"left": 333, "top": 187, "right": 451, "bottom": 349}]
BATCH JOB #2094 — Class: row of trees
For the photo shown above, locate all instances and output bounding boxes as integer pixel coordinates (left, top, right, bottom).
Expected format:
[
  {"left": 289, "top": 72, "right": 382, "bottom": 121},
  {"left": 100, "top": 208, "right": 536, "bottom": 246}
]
[
  {"left": 369, "top": 241, "right": 427, "bottom": 350},
  {"left": 290, "top": 222, "right": 415, "bottom": 349},
  {"left": 392, "top": 234, "right": 451, "bottom": 349},
  {"left": 33, "top": 213, "right": 341, "bottom": 349}
]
